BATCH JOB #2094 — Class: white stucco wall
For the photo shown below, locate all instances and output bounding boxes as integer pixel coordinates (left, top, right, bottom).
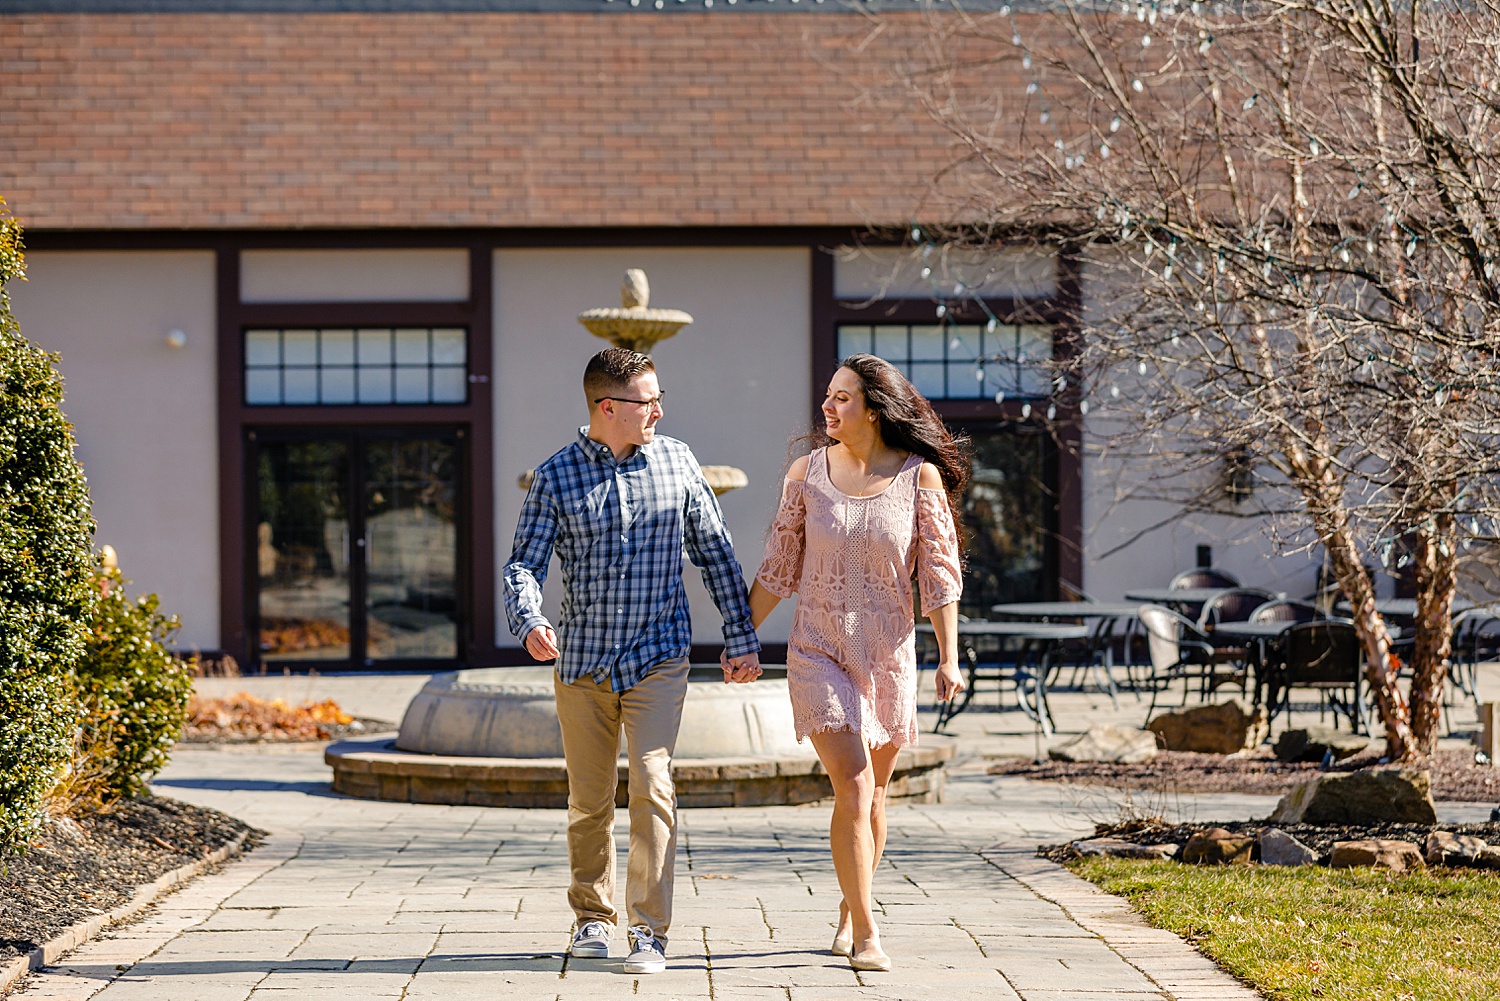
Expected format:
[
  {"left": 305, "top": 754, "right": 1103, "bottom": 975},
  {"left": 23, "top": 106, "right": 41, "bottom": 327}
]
[
  {"left": 241, "top": 249, "right": 469, "bottom": 302},
  {"left": 494, "top": 247, "right": 812, "bottom": 651},
  {"left": 9, "top": 251, "right": 220, "bottom": 648},
  {"left": 1076, "top": 254, "right": 1326, "bottom": 601}
]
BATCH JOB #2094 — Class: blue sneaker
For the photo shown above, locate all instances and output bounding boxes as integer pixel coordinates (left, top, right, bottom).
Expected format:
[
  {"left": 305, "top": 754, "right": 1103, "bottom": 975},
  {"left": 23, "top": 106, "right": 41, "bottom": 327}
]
[
  {"left": 623, "top": 924, "right": 667, "bottom": 974},
  {"left": 569, "top": 920, "right": 612, "bottom": 959}
]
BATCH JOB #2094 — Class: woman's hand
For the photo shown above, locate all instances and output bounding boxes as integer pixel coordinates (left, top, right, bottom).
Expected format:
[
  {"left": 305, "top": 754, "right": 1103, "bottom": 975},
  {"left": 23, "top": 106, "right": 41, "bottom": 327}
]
[{"left": 934, "top": 660, "right": 965, "bottom": 703}]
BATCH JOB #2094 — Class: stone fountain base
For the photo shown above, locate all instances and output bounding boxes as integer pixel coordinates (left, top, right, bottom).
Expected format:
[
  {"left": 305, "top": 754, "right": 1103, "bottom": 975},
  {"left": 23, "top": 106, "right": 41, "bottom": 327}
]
[{"left": 325, "top": 666, "right": 952, "bottom": 808}]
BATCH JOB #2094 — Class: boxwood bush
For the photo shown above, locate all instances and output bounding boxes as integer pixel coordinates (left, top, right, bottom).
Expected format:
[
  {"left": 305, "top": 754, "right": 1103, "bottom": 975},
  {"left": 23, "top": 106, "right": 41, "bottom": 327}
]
[{"left": 0, "top": 204, "right": 98, "bottom": 853}]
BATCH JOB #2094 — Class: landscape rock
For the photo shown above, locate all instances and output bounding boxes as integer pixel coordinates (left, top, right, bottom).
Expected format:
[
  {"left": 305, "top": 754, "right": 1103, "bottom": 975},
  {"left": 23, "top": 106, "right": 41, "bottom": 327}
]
[
  {"left": 1258, "top": 828, "right": 1318, "bottom": 867},
  {"left": 1329, "top": 838, "right": 1425, "bottom": 872},
  {"left": 1269, "top": 767, "right": 1438, "bottom": 825},
  {"left": 1049, "top": 725, "right": 1159, "bottom": 765},
  {"left": 1479, "top": 846, "right": 1500, "bottom": 870},
  {"left": 1181, "top": 827, "right": 1255, "bottom": 865},
  {"left": 1272, "top": 727, "right": 1372, "bottom": 764},
  {"left": 1070, "top": 837, "right": 1180, "bottom": 860},
  {"left": 1425, "top": 830, "right": 1488, "bottom": 867},
  {"left": 1147, "top": 701, "right": 1268, "bottom": 755}
]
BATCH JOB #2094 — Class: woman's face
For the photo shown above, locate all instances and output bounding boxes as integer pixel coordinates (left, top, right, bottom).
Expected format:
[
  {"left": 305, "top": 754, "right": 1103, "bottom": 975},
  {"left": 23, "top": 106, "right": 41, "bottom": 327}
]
[{"left": 822, "top": 367, "right": 872, "bottom": 441}]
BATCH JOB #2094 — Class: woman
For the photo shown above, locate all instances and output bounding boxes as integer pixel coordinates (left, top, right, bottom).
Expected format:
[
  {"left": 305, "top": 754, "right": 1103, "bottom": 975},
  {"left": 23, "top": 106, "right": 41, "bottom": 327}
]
[{"left": 749, "top": 354, "right": 966, "bottom": 972}]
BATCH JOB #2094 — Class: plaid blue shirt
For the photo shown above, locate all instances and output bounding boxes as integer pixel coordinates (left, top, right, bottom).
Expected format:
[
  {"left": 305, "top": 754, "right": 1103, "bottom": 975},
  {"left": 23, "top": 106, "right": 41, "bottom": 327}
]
[{"left": 503, "top": 428, "right": 761, "bottom": 691}]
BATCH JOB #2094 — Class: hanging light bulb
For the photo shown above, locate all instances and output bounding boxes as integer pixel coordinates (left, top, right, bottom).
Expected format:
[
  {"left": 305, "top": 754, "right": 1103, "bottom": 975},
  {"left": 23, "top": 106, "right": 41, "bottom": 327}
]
[
  {"left": 1110, "top": 116, "right": 1122, "bottom": 132},
  {"left": 1047, "top": 404, "right": 1057, "bottom": 420},
  {"left": 1080, "top": 399, "right": 1091, "bottom": 415},
  {"left": 1021, "top": 402, "right": 1033, "bottom": 418},
  {"left": 1340, "top": 247, "right": 1351, "bottom": 263},
  {"left": 994, "top": 389, "right": 1006, "bottom": 404},
  {"left": 1111, "top": 384, "right": 1121, "bottom": 398},
  {"left": 1132, "top": 78, "right": 1144, "bottom": 92},
  {"left": 986, "top": 317, "right": 998, "bottom": 333},
  {"left": 936, "top": 303, "right": 947, "bottom": 318},
  {"left": 1022, "top": 54, "right": 1032, "bottom": 69},
  {"left": 1138, "top": 360, "right": 1148, "bottom": 375},
  {"left": 1242, "top": 93, "right": 1257, "bottom": 110}
]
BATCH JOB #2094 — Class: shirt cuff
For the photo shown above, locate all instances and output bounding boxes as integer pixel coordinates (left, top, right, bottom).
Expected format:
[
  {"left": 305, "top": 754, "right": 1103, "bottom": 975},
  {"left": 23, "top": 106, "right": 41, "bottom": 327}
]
[
  {"left": 722, "top": 627, "right": 762, "bottom": 659},
  {"left": 515, "top": 614, "right": 552, "bottom": 642}
]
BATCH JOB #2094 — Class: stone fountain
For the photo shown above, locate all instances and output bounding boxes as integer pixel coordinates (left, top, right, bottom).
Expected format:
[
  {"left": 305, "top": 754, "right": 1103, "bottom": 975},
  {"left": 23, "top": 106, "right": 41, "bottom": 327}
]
[{"left": 325, "top": 270, "right": 950, "bottom": 807}]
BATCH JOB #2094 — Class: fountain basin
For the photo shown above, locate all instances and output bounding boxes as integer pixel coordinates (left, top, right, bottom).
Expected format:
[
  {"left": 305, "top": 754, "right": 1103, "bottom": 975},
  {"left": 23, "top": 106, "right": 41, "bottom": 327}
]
[{"left": 326, "top": 665, "right": 952, "bottom": 807}]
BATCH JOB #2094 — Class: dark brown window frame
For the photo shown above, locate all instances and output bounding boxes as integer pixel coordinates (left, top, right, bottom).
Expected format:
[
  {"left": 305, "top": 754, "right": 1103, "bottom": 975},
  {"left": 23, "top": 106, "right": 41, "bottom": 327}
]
[
  {"left": 216, "top": 247, "right": 498, "bottom": 671},
  {"left": 811, "top": 246, "right": 1084, "bottom": 597}
]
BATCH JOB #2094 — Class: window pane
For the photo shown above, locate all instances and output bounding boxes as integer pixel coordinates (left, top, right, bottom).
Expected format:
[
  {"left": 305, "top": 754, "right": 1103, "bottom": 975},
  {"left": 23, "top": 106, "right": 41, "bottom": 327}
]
[
  {"left": 321, "top": 329, "right": 355, "bottom": 366},
  {"left": 910, "top": 324, "right": 944, "bottom": 361},
  {"left": 358, "top": 367, "right": 393, "bottom": 404},
  {"left": 321, "top": 367, "right": 356, "bottom": 405},
  {"left": 958, "top": 425, "right": 1048, "bottom": 613},
  {"left": 246, "top": 369, "right": 281, "bottom": 405},
  {"left": 431, "top": 366, "right": 468, "bottom": 404},
  {"left": 837, "top": 325, "right": 871, "bottom": 360},
  {"left": 283, "top": 368, "right": 319, "bottom": 405},
  {"left": 948, "top": 360, "right": 984, "bottom": 398},
  {"left": 394, "top": 329, "right": 429, "bottom": 365},
  {"left": 245, "top": 330, "right": 280, "bottom": 367},
  {"left": 431, "top": 328, "right": 466, "bottom": 365},
  {"left": 283, "top": 330, "right": 318, "bottom": 366},
  {"left": 946, "top": 327, "right": 979, "bottom": 360},
  {"left": 1018, "top": 325, "right": 1054, "bottom": 396},
  {"left": 873, "top": 324, "right": 907, "bottom": 361},
  {"left": 358, "top": 329, "right": 392, "bottom": 366},
  {"left": 394, "top": 366, "right": 430, "bottom": 404},
  {"left": 909, "top": 361, "right": 945, "bottom": 398}
]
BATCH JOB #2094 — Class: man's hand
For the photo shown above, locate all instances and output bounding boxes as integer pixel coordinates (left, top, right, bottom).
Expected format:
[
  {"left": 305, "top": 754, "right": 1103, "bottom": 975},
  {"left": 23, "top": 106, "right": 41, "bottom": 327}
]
[
  {"left": 524, "top": 625, "right": 560, "bottom": 662},
  {"left": 720, "top": 650, "right": 762, "bottom": 684}
]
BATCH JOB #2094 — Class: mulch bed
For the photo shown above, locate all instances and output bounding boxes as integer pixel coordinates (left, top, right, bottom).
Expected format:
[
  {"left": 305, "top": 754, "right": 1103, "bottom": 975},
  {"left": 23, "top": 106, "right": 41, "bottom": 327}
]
[
  {"left": 991, "top": 746, "right": 1500, "bottom": 802},
  {"left": 0, "top": 797, "right": 262, "bottom": 962},
  {"left": 1039, "top": 819, "right": 1500, "bottom": 865}
]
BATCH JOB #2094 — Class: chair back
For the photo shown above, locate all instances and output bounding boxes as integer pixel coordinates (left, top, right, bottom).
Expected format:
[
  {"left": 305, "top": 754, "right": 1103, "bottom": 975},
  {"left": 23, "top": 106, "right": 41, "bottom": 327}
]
[
  {"left": 1280, "top": 621, "right": 1361, "bottom": 685},
  {"left": 1138, "top": 604, "right": 1195, "bottom": 670},
  {"left": 1250, "top": 599, "right": 1320, "bottom": 624},
  {"left": 1170, "top": 567, "right": 1242, "bottom": 589},
  {"left": 1198, "top": 587, "right": 1280, "bottom": 629}
]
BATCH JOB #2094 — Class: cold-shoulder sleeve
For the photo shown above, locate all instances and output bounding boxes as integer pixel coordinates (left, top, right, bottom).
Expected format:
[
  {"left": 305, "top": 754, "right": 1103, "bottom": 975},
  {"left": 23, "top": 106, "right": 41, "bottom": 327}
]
[
  {"left": 915, "top": 488, "right": 962, "bottom": 616},
  {"left": 755, "top": 477, "right": 808, "bottom": 598}
]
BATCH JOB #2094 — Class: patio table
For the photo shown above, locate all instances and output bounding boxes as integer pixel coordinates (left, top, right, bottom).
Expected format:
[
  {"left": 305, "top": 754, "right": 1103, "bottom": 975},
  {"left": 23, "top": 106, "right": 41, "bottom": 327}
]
[
  {"left": 990, "top": 601, "right": 1141, "bottom": 701},
  {"left": 916, "top": 620, "right": 1088, "bottom": 738}
]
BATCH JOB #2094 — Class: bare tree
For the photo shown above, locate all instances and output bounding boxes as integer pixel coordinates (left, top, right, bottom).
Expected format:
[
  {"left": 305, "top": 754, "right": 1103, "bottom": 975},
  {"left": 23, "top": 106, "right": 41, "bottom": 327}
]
[{"left": 871, "top": 1, "right": 1500, "bottom": 760}]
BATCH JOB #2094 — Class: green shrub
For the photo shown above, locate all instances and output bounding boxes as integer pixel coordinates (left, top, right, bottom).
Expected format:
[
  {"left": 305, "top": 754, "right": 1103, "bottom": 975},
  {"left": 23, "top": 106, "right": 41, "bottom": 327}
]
[
  {"left": 0, "top": 203, "right": 98, "bottom": 852},
  {"left": 52, "top": 561, "right": 194, "bottom": 810}
]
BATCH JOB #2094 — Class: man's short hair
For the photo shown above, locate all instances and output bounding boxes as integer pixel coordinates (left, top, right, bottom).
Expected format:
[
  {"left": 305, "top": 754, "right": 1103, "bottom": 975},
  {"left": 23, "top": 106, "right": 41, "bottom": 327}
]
[{"left": 584, "top": 348, "right": 656, "bottom": 409}]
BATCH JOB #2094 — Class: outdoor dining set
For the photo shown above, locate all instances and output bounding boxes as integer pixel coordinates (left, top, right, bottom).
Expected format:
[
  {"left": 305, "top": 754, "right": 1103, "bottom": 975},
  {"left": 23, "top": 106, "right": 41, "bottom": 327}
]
[{"left": 916, "top": 567, "right": 1500, "bottom": 741}]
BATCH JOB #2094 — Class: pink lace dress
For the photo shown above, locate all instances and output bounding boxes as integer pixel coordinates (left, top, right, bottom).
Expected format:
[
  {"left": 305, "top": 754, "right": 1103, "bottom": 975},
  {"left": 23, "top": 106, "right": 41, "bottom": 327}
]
[{"left": 755, "top": 448, "right": 963, "bottom": 748}]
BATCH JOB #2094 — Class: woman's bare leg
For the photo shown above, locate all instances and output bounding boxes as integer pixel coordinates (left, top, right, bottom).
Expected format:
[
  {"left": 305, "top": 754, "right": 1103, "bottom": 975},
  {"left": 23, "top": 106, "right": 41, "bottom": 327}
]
[
  {"left": 835, "top": 742, "right": 901, "bottom": 945},
  {"left": 809, "top": 730, "right": 886, "bottom": 963}
]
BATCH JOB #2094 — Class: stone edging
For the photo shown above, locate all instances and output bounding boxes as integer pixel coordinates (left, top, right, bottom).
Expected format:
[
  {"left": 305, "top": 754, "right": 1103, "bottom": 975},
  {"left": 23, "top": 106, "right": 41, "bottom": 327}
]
[
  {"left": 327, "top": 737, "right": 954, "bottom": 808},
  {"left": 984, "top": 848, "right": 1267, "bottom": 1001},
  {"left": 0, "top": 828, "right": 252, "bottom": 996}
]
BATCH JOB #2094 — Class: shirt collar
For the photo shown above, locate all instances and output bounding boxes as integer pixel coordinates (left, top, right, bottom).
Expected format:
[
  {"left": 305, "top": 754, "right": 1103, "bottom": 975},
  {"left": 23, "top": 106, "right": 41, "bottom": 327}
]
[{"left": 576, "top": 426, "right": 651, "bottom": 466}]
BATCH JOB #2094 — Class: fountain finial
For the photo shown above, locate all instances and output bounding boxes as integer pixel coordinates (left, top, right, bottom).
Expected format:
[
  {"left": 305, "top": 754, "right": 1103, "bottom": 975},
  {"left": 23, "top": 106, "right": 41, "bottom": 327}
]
[{"left": 622, "top": 269, "right": 650, "bottom": 309}]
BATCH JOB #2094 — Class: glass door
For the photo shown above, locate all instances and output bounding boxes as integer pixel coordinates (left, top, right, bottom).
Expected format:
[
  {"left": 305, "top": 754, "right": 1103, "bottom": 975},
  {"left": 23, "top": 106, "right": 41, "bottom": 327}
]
[
  {"left": 952, "top": 422, "right": 1054, "bottom": 615},
  {"left": 251, "top": 428, "right": 464, "bottom": 668}
]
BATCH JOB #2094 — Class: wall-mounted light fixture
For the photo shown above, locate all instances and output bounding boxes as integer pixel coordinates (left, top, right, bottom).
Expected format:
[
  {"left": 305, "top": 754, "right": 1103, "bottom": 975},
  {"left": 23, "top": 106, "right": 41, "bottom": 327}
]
[{"left": 165, "top": 329, "right": 188, "bottom": 349}]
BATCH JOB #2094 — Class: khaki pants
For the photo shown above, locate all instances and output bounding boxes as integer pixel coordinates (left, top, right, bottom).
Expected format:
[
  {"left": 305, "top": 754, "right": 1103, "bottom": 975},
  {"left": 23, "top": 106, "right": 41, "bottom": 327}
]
[{"left": 553, "top": 657, "right": 689, "bottom": 944}]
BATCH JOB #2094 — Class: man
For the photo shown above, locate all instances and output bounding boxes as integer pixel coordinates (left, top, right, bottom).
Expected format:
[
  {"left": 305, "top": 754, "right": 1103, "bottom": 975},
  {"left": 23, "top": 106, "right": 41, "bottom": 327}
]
[{"left": 503, "top": 347, "right": 762, "bottom": 975}]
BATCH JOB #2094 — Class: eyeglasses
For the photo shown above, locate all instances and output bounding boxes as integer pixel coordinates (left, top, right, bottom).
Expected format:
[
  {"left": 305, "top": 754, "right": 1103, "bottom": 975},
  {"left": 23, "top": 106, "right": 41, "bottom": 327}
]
[{"left": 594, "top": 391, "right": 665, "bottom": 409}]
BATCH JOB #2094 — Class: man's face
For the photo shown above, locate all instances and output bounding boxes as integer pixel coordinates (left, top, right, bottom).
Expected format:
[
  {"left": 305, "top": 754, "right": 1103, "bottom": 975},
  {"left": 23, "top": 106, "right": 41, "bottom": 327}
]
[{"left": 605, "top": 371, "right": 663, "bottom": 449}]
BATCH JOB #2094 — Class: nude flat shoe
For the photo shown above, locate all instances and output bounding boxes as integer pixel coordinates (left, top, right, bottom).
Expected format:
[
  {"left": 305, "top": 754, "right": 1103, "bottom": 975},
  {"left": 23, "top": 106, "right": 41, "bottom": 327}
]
[
  {"left": 830, "top": 934, "right": 853, "bottom": 956},
  {"left": 849, "top": 949, "right": 892, "bottom": 972}
]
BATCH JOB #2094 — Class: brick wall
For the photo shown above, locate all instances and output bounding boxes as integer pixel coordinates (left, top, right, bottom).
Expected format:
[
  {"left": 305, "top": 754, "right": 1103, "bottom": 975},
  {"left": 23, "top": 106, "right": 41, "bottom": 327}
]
[{"left": 0, "top": 11, "right": 1052, "bottom": 230}]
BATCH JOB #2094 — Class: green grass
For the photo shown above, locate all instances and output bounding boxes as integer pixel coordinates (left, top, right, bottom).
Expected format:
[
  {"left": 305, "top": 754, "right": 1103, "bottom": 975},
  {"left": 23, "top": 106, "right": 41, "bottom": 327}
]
[{"left": 1069, "top": 857, "right": 1500, "bottom": 1001}]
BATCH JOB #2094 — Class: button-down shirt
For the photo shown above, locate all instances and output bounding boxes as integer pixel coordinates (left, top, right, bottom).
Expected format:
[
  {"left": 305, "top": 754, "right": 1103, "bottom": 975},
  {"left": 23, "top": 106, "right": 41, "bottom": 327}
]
[{"left": 503, "top": 428, "right": 760, "bottom": 691}]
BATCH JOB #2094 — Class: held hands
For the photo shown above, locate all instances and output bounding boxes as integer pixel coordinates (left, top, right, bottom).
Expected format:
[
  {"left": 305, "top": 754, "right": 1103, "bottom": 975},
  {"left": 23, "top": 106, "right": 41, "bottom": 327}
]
[
  {"left": 720, "top": 650, "right": 763, "bottom": 684},
  {"left": 934, "top": 661, "right": 966, "bottom": 703},
  {"left": 523, "top": 625, "right": 560, "bottom": 662}
]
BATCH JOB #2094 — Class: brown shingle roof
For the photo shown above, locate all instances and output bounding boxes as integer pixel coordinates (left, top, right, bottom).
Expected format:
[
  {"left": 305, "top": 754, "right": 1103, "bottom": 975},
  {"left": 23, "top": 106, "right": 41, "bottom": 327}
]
[{"left": 0, "top": 11, "right": 1041, "bottom": 231}]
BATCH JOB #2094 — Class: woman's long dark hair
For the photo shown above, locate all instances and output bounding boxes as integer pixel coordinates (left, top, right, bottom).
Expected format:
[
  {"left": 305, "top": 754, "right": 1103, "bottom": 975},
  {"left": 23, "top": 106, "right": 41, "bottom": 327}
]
[{"left": 804, "top": 354, "right": 971, "bottom": 531}]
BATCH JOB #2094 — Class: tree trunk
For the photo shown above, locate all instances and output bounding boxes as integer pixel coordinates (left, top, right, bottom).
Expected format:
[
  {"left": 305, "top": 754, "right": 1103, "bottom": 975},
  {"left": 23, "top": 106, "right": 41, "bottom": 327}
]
[
  {"left": 1301, "top": 490, "right": 1417, "bottom": 760},
  {"left": 1408, "top": 516, "right": 1458, "bottom": 755}
]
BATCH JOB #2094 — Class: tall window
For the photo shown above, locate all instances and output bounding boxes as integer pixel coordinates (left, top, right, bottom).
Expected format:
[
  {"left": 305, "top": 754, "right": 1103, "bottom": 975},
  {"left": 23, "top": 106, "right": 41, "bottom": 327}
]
[{"left": 836, "top": 323, "right": 1053, "bottom": 401}]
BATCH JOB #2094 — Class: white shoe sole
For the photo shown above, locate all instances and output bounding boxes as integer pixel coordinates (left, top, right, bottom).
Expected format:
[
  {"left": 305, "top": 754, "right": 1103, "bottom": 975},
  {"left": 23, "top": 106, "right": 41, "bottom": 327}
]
[
  {"left": 623, "top": 956, "right": 666, "bottom": 974},
  {"left": 570, "top": 942, "right": 610, "bottom": 959}
]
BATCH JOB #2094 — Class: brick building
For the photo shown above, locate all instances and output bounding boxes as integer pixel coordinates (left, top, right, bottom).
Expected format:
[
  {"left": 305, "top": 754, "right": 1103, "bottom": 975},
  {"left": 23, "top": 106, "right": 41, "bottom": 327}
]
[{"left": 1, "top": 0, "right": 1310, "bottom": 670}]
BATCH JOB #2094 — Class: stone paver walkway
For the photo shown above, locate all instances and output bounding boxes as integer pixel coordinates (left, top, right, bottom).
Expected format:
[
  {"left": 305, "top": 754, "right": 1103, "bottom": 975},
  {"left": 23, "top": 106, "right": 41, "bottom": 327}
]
[
  {"left": 10, "top": 746, "right": 1289, "bottom": 1001},
  {"left": 9, "top": 668, "right": 1493, "bottom": 1000}
]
